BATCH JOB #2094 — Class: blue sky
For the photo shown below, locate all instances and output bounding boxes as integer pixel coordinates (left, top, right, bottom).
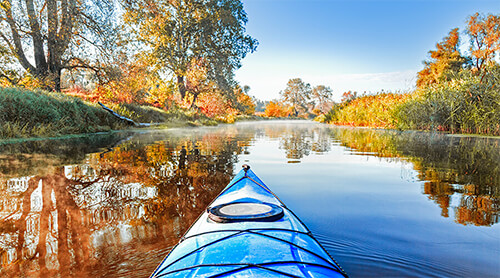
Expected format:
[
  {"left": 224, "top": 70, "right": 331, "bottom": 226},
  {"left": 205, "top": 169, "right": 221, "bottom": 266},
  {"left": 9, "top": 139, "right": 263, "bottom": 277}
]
[{"left": 235, "top": 0, "right": 499, "bottom": 101}]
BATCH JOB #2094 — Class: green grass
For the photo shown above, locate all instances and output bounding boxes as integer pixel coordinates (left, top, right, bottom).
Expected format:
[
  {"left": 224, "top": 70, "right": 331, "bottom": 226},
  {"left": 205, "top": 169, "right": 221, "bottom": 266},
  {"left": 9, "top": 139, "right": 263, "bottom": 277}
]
[
  {"left": 0, "top": 87, "right": 223, "bottom": 139},
  {"left": 0, "top": 87, "right": 125, "bottom": 138}
]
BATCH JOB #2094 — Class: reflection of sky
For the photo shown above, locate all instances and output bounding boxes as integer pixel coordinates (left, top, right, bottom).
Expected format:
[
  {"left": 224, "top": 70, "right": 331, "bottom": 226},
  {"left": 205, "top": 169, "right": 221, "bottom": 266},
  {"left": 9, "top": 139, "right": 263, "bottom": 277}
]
[{"left": 235, "top": 123, "right": 500, "bottom": 277}]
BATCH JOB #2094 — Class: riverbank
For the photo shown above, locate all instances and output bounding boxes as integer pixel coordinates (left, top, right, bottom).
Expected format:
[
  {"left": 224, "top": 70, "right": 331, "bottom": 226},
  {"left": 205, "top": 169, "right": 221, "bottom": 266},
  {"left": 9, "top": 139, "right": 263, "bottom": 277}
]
[
  {"left": 318, "top": 67, "right": 500, "bottom": 136},
  {"left": 0, "top": 87, "right": 220, "bottom": 140}
]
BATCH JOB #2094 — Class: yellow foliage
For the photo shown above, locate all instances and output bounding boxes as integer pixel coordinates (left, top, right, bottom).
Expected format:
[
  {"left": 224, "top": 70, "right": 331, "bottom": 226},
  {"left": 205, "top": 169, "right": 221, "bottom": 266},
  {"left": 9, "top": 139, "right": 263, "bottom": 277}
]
[{"left": 264, "top": 101, "right": 292, "bottom": 118}]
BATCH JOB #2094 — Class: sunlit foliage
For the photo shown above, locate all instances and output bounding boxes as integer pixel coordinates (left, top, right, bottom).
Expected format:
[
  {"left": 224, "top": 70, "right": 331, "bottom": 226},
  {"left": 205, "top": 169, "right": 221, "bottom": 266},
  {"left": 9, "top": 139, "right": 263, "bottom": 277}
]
[
  {"left": 416, "top": 28, "right": 467, "bottom": 88},
  {"left": 122, "top": 0, "right": 257, "bottom": 103},
  {"left": 0, "top": 0, "right": 119, "bottom": 91},
  {"left": 324, "top": 92, "right": 409, "bottom": 128},
  {"left": 264, "top": 100, "right": 292, "bottom": 118},
  {"left": 466, "top": 13, "right": 500, "bottom": 75},
  {"left": 397, "top": 65, "right": 500, "bottom": 135}
]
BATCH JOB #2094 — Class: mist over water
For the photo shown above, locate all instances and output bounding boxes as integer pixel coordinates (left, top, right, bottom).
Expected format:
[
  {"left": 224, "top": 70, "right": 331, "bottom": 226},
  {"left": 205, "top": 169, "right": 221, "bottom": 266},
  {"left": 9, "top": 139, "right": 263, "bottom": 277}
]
[{"left": 1, "top": 121, "right": 499, "bottom": 277}]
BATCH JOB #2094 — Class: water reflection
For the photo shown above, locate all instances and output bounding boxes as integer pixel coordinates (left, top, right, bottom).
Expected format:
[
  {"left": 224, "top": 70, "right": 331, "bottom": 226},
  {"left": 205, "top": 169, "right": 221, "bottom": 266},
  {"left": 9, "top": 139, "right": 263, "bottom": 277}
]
[
  {"left": 0, "top": 122, "right": 499, "bottom": 277},
  {"left": 330, "top": 128, "right": 500, "bottom": 226},
  {"left": 0, "top": 130, "right": 243, "bottom": 277}
]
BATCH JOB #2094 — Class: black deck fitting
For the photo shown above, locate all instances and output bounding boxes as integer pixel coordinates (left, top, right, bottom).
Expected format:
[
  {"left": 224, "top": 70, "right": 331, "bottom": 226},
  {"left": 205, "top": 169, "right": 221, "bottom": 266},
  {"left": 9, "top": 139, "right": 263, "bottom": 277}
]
[{"left": 242, "top": 164, "right": 251, "bottom": 172}]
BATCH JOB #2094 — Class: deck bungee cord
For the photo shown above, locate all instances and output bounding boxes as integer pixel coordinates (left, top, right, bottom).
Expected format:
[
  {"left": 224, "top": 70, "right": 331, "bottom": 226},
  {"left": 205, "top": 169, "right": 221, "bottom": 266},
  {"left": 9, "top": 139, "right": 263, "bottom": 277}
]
[{"left": 151, "top": 165, "right": 348, "bottom": 278}]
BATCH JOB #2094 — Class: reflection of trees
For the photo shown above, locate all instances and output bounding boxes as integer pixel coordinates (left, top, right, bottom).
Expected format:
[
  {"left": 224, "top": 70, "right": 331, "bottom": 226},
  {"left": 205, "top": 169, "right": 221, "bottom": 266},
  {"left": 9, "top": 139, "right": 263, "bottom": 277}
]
[
  {"left": 0, "top": 130, "right": 247, "bottom": 277},
  {"left": 330, "top": 127, "right": 500, "bottom": 226},
  {"left": 263, "top": 123, "right": 332, "bottom": 161},
  {"left": 0, "top": 132, "right": 133, "bottom": 179},
  {"left": 280, "top": 127, "right": 332, "bottom": 161}
]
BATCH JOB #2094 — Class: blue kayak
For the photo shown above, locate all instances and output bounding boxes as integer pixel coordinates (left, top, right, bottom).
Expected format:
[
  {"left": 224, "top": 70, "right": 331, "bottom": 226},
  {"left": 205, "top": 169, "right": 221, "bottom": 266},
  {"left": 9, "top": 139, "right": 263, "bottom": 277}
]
[{"left": 151, "top": 165, "right": 348, "bottom": 277}]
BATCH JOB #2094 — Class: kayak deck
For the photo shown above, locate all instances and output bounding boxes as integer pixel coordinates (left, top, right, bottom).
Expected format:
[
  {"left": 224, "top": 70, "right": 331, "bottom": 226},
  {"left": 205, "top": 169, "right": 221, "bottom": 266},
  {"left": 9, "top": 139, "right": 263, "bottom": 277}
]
[{"left": 151, "top": 166, "right": 347, "bottom": 277}]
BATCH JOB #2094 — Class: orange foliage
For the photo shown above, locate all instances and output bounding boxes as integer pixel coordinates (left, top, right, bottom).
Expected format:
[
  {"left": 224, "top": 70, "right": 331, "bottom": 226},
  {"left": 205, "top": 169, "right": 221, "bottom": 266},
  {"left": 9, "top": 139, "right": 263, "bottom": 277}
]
[
  {"left": 197, "top": 91, "right": 236, "bottom": 118},
  {"left": 341, "top": 91, "right": 357, "bottom": 103},
  {"left": 416, "top": 28, "right": 465, "bottom": 88},
  {"left": 234, "top": 86, "right": 256, "bottom": 115},
  {"left": 467, "top": 13, "right": 500, "bottom": 72},
  {"left": 264, "top": 101, "right": 292, "bottom": 117}
]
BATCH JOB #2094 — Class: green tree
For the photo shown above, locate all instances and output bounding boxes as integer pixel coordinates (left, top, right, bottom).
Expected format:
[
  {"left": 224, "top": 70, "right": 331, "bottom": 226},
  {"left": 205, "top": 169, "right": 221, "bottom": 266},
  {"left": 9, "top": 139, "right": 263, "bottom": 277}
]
[
  {"left": 280, "top": 78, "right": 311, "bottom": 116},
  {"left": 0, "top": 0, "right": 118, "bottom": 91},
  {"left": 416, "top": 28, "right": 467, "bottom": 88},
  {"left": 124, "top": 0, "right": 257, "bottom": 105}
]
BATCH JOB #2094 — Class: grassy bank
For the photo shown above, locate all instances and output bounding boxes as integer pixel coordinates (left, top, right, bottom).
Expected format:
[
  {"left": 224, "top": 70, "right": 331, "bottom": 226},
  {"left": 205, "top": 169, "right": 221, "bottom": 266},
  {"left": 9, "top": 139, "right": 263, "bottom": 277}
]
[
  {"left": 319, "top": 67, "right": 500, "bottom": 136},
  {"left": 108, "top": 102, "right": 218, "bottom": 127},
  {"left": 0, "top": 88, "right": 218, "bottom": 139},
  {"left": 0, "top": 87, "right": 126, "bottom": 138}
]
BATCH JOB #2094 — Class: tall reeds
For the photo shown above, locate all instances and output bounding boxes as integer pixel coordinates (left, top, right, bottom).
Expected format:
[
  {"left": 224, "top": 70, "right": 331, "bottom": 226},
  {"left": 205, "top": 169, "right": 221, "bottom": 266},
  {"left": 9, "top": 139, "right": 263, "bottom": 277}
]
[
  {"left": 322, "top": 92, "right": 409, "bottom": 128},
  {"left": 396, "top": 67, "right": 500, "bottom": 135}
]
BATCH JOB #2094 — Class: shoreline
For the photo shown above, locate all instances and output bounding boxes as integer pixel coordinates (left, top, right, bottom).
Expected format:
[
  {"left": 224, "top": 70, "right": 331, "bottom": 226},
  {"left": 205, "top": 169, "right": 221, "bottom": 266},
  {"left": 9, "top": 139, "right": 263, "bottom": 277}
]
[{"left": 2, "top": 120, "right": 498, "bottom": 146}]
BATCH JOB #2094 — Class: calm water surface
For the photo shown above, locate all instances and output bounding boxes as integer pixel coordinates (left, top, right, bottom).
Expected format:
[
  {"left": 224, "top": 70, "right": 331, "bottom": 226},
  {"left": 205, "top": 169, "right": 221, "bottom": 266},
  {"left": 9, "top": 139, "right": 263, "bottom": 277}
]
[{"left": 1, "top": 121, "right": 499, "bottom": 277}]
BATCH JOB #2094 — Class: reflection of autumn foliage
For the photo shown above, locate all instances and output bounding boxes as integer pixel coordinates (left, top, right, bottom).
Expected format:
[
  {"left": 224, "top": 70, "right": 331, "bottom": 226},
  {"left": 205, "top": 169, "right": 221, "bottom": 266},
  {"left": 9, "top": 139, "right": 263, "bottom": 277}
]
[
  {"left": 331, "top": 127, "right": 500, "bottom": 226},
  {"left": 260, "top": 124, "right": 332, "bottom": 162},
  {"left": 423, "top": 180, "right": 454, "bottom": 218},
  {"left": 0, "top": 130, "right": 248, "bottom": 276},
  {"left": 456, "top": 195, "right": 497, "bottom": 226}
]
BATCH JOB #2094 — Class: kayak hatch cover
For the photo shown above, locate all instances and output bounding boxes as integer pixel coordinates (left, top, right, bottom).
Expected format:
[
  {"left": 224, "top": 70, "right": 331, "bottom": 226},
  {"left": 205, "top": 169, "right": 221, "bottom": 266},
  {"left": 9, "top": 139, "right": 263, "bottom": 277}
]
[{"left": 151, "top": 165, "right": 348, "bottom": 278}]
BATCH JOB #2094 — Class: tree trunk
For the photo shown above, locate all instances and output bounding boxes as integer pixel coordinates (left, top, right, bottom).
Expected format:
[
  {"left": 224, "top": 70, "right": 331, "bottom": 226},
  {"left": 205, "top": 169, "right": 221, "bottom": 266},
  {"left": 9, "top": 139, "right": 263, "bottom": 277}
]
[
  {"left": 25, "top": 0, "right": 48, "bottom": 74},
  {"left": 50, "top": 67, "right": 62, "bottom": 92},
  {"left": 177, "top": 75, "right": 187, "bottom": 99},
  {"left": 189, "top": 92, "right": 199, "bottom": 109}
]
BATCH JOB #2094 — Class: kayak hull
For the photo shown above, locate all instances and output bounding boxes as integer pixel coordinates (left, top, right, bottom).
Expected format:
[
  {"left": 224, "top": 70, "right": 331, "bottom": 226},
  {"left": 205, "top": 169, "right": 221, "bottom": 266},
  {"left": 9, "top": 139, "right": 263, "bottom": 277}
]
[{"left": 152, "top": 166, "right": 347, "bottom": 277}]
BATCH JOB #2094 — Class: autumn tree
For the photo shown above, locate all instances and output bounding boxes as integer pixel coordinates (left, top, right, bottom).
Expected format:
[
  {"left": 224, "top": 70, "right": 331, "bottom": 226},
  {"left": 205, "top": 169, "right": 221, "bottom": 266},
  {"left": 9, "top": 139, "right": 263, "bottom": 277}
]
[
  {"left": 280, "top": 78, "right": 312, "bottom": 116},
  {"left": 341, "top": 90, "right": 357, "bottom": 104},
  {"left": 466, "top": 13, "right": 500, "bottom": 75},
  {"left": 123, "top": 0, "right": 257, "bottom": 105},
  {"left": 416, "top": 28, "right": 467, "bottom": 88},
  {"left": 311, "top": 85, "right": 333, "bottom": 113},
  {"left": 234, "top": 85, "right": 255, "bottom": 115},
  {"left": 0, "top": 0, "right": 119, "bottom": 91},
  {"left": 264, "top": 100, "right": 291, "bottom": 118}
]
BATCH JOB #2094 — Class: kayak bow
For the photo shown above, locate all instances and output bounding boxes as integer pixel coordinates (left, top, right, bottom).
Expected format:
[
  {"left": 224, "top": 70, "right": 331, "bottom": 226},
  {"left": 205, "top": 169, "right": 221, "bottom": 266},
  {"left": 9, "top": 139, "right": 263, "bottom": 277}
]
[{"left": 151, "top": 165, "right": 348, "bottom": 277}]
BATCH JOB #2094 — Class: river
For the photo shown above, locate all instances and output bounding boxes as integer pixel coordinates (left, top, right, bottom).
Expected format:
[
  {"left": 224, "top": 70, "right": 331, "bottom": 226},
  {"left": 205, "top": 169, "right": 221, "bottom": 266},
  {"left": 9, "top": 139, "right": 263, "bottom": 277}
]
[{"left": 1, "top": 120, "right": 499, "bottom": 277}]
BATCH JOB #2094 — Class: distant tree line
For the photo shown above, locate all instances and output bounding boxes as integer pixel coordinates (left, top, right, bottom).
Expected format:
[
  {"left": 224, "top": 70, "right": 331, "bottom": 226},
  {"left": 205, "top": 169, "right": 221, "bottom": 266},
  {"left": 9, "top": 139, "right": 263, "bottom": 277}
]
[{"left": 264, "top": 78, "right": 334, "bottom": 118}]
